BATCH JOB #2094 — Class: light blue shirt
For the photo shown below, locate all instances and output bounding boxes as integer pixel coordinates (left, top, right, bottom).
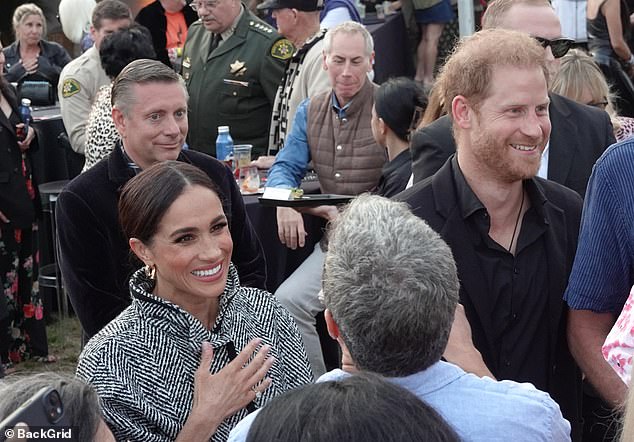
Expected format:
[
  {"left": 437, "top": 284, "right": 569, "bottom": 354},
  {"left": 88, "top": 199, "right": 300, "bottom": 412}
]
[
  {"left": 266, "top": 94, "right": 352, "bottom": 189},
  {"left": 228, "top": 361, "right": 571, "bottom": 442}
]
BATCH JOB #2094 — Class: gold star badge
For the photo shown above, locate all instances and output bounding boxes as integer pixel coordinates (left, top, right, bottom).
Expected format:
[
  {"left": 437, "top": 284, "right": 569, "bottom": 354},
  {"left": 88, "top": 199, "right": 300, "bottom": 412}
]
[{"left": 230, "top": 60, "right": 247, "bottom": 76}]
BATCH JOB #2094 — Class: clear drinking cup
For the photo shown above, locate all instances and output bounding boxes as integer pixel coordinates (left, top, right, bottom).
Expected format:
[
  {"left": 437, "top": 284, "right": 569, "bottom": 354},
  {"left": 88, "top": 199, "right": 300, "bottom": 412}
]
[{"left": 233, "top": 144, "right": 253, "bottom": 171}]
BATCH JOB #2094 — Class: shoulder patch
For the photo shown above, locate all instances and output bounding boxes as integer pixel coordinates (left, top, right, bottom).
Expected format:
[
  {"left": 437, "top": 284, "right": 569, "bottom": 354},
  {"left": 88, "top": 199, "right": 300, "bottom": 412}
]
[
  {"left": 62, "top": 78, "right": 81, "bottom": 98},
  {"left": 271, "top": 39, "right": 294, "bottom": 60}
]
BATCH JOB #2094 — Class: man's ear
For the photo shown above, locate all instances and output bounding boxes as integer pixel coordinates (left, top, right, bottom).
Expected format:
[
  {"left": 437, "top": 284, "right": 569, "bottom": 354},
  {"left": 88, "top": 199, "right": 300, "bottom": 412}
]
[
  {"left": 324, "top": 308, "right": 340, "bottom": 340},
  {"left": 452, "top": 95, "right": 474, "bottom": 130},
  {"left": 89, "top": 25, "right": 97, "bottom": 41},
  {"left": 112, "top": 107, "right": 126, "bottom": 138},
  {"left": 129, "top": 238, "right": 152, "bottom": 267},
  {"left": 368, "top": 50, "right": 375, "bottom": 72},
  {"left": 322, "top": 51, "right": 328, "bottom": 71}
]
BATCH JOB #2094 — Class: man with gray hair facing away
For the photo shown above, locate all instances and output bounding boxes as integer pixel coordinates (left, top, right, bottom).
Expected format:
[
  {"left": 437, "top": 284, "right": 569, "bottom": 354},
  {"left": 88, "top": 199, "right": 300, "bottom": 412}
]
[{"left": 228, "top": 194, "right": 571, "bottom": 441}]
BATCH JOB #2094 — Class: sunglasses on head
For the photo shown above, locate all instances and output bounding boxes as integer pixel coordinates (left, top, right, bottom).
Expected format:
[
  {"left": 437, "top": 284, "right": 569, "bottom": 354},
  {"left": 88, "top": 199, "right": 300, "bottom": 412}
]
[{"left": 533, "top": 36, "right": 575, "bottom": 58}]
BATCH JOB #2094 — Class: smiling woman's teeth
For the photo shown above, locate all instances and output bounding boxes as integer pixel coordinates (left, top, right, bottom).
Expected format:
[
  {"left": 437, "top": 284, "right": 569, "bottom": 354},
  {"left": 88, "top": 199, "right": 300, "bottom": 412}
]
[{"left": 192, "top": 264, "right": 221, "bottom": 277}]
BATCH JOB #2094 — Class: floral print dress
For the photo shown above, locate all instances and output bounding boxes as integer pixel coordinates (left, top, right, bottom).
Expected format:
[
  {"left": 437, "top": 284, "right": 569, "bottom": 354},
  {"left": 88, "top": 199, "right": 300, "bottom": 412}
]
[{"left": 0, "top": 96, "right": 48, "bottom": 368}]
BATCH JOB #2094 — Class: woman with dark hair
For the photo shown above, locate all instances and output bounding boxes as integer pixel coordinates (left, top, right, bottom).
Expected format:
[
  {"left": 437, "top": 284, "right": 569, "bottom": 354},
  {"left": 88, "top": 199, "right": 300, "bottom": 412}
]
[
  {"left": 371, "top": 77, "right": 427, "bottom": 196},
  {"left": 587, "top": 0, "right": 634, "bottom": 117},
  {"left": 76, "top": 161, "right": 312, "bottom": 441},
  {"left": 0, "top": 41, "right": 54, "bottom": 372},
  {"left": 0, "top": 373, "right": 115, "bottom": 441},
  {"left": 245, "top": 372, "right": 460, "bottom": 442},
  {"left": 3, "top": 3, "right": 71, "bottom": 89},
  {"left": 82, "top": 24, "right": 156, "bottom": 171}
]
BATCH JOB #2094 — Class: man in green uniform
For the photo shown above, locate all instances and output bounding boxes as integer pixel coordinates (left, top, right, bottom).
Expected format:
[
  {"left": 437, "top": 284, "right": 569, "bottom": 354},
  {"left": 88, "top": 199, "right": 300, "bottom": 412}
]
[{"left": 183, "top": 0, "right": 292, "bottom": 157}]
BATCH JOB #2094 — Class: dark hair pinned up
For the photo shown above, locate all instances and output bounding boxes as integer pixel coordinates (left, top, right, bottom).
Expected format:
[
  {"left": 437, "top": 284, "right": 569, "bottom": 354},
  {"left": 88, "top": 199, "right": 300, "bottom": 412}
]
[{"left": 374, "top": 77, "right": 427, "bottom": 141}]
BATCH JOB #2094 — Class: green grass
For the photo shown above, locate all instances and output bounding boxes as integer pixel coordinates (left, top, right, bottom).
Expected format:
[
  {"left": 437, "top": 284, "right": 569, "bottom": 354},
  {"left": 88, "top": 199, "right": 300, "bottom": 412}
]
[{"left": 6, "top": 315, "right": 82, "bottom": 377}]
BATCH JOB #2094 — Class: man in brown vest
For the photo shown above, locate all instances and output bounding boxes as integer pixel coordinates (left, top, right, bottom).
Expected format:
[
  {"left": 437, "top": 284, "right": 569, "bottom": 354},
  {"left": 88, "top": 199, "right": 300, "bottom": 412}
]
[{"left": 265, "top": 21, "right": 386, "bottom": 377}]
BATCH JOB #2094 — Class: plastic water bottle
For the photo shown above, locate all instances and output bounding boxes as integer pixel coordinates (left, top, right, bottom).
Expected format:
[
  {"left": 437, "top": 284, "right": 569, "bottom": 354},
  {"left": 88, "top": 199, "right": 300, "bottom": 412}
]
[
  {"left": 216, "top": 125, "right": 234, "bottom": 168},
  {"left": 17, "top": 98, "right": 31, "bottom": 141}
]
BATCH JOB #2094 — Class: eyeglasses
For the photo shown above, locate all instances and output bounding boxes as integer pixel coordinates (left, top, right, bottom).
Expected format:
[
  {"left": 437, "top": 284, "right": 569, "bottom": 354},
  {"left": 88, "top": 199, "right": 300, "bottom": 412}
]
[
  {"left": 532, "top": 36, "right": 575, "bottom": 59},
  {"left": 190, "top": 1, "right": 219, "bottom": 11},
  {"left": 586, "top": 99, "right": 609, "bottom": 110}
]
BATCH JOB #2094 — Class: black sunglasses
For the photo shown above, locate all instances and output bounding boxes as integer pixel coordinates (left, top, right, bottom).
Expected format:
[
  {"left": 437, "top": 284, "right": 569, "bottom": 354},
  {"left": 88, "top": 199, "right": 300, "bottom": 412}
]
[
  {"left": 586, "top": 99, "right": 609, "bottom": 110},
  {"left": 533, "top": 36, "right": 575, "bottom": 59}
]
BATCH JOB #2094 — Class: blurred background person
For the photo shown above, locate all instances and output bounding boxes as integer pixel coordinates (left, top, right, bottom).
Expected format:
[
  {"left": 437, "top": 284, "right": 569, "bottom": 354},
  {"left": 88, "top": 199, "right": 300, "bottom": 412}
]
[
  {"left": 246, "top": 373, "right": 460, "bottom": 442},
  {"left": 77, "top": 161, "right": 311, "bottom": 441},
  {"left": 412, "top": 0, "right": 454, "bottom": 87},
  {"left": 58, "top": 0, "right": 97, "bottom": 53},
  {"left": 135, "top": 0, "right": 197, "bottom": 70},
  {"left": 551, "top": 48, "right": 634, "bottom": 142},
  {"left": 417, "top": 81, "right": 445, "bottom": 128},
  {"left": 0, "top": 41, "right": 54, "bottom": 371},
  {"left": 320, "top": 0, "right": 361, "bottom": 29},
  {"left": 3, "top": 3, "right": 71, "bottom": 90},
  {"left": 82, "top": 24, "right": 156, "bottom": 172},
  {"left": 587, "top": 0, "right": 634, "bottom": 117},
  {"left": 371, "top": 77, "right": 426, "bottom": 196},
  {"left": 0, "top": 372, "right": 115, "bottom": 441},
  {"left": 58, "top": 0, "right": 132, "bottom": 155}
]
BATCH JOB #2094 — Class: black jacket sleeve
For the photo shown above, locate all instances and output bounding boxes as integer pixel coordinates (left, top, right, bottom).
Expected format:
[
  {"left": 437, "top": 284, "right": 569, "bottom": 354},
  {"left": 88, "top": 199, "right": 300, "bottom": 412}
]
[
  {"left": 409, "top": 115, "right": 456, "bottom": 184},
  {"left": 56, "top": 188, "right": 132, "bottom": 337}
]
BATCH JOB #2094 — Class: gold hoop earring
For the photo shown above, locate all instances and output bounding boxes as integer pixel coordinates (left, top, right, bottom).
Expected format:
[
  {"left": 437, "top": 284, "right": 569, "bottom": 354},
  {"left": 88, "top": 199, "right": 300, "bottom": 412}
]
[{"left": 144, "top": 264, "right": 156, "bottom": 280}]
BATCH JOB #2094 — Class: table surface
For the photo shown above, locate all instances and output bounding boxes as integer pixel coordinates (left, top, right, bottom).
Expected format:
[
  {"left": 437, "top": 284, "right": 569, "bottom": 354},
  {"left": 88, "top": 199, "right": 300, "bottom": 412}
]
[
  {"left": 243, "top": 180, "right": 325, "bottom": 292},
  {"left": 32, "top": 104, "right": 62, "bottom": 121}
]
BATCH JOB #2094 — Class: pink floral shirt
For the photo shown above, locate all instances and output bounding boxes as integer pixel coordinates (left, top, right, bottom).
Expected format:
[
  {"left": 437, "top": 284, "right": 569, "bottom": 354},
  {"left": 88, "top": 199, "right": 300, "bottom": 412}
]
[{"left": 602, "top": 284, "right": 634, "bottom": 385}]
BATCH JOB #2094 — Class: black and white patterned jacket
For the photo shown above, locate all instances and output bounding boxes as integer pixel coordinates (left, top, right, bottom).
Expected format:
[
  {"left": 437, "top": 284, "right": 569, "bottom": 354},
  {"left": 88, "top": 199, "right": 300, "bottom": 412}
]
[{"left": 76, "top": 264, "right": 312, "bottom": 441}]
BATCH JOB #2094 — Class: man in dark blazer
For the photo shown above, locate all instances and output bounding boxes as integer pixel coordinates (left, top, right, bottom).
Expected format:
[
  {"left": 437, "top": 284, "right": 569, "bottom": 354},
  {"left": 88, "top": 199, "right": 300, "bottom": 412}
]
[
  {"left": 397, "top": 29, "right": 583, "bottom": 440},
  {"left": 410, "top": 0, "right": 615, "bottom": 199},
  {"left": 56, "top": 60, "right": 267, "bottom": 339}
]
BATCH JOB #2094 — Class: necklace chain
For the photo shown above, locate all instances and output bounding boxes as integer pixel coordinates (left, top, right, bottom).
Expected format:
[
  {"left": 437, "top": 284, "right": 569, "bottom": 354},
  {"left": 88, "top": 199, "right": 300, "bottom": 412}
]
[{"left": 508, "top": 190, "right": 525, "bottom": 253}]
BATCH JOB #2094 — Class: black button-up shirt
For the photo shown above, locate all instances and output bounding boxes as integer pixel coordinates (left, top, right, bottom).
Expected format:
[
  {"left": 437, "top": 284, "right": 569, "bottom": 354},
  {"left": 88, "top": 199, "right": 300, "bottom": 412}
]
[{"left": 451, "top": 157, "right": 551, "bottom": 391}]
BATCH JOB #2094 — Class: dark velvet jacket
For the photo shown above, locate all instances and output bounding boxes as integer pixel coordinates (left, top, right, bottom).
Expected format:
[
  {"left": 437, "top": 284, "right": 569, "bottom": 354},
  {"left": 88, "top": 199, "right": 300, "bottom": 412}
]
[
  {"left": 397, "top": 158, "right": 584, "bottom": 440},
  {"left": 0, "top": 81, "right": 40, "bottom": 229},
  {"left": 410, "top": 93, "right": 616, "bottom": 198},
  {"left": 135, "top": 0, "right": 198, "bottom": 67},
  {"left": 56, "top": 145, "right": 267, "bottom": 338}
]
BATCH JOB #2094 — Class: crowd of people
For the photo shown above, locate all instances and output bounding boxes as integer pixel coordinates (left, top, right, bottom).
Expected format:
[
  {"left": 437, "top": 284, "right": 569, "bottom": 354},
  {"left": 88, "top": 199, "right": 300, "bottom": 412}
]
[{"left": 3, "top": 0, "right": 634, "bottom": 440}]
